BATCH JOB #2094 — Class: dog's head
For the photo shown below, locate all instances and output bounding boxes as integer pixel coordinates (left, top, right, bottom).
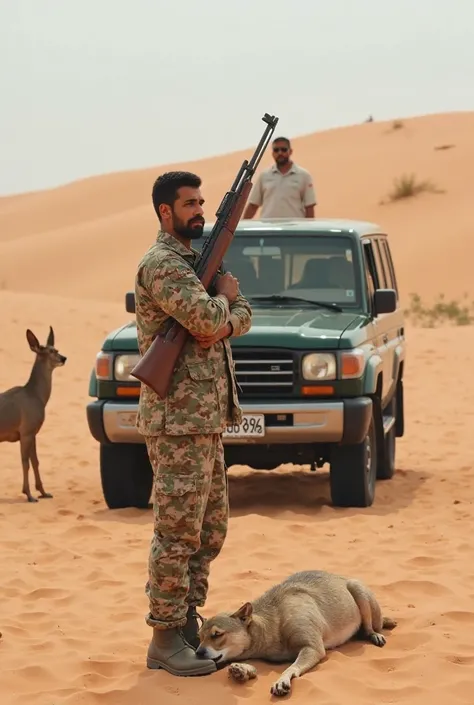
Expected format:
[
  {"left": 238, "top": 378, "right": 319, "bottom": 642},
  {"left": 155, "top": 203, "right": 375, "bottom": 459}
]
[{"left": 196, "top": 602, "right": 254, "bottom": 663}]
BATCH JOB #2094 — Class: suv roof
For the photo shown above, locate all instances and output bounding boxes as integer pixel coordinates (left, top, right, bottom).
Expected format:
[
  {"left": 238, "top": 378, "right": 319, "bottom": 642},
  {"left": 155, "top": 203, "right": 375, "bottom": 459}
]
[{"left": 202, "top": 217, "right": 385, "bottom": 238}]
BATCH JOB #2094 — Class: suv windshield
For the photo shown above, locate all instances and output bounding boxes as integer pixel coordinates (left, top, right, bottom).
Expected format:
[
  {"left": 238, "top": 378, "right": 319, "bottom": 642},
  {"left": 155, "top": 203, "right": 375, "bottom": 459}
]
[{"left": 197, "top": 232, "right": 362, "bottom": 308}]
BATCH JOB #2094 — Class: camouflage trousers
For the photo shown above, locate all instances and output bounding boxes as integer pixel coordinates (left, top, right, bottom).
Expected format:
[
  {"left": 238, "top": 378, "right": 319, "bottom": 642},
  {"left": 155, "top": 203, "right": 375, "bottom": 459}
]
[{"left": 144, "top": 433, "right": 229, "bottom": 630}]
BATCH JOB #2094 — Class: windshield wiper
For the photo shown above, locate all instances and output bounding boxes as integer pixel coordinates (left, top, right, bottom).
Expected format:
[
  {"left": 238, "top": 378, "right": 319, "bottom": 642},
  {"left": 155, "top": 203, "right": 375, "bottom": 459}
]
[{"left": 248, "top": 294, "right": 343, "bottom": 312}]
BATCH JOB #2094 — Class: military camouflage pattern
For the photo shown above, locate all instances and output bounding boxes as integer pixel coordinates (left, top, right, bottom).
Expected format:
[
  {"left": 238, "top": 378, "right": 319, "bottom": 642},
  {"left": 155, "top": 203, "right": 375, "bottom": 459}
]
[
  {"left": 134, "top": 230, "right": 252, "bottom": 436},
  {"left": 144, "top": 433, "right": 228, "bottom": 630}
]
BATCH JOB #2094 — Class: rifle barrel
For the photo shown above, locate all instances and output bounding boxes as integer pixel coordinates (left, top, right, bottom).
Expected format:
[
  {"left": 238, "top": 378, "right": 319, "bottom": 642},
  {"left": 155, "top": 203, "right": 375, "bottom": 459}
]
[{"left": 195, "top": 113, "right": 278, "bottom": 275}]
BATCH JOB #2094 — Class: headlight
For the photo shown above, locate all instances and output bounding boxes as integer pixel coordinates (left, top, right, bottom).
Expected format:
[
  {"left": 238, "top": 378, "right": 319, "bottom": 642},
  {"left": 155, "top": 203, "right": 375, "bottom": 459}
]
[
  {"left": 114, "top": 354, "right": 140, "bottom": 381},
  {"left": 302, "top": 353, "right": 336, "bottom": 381}
]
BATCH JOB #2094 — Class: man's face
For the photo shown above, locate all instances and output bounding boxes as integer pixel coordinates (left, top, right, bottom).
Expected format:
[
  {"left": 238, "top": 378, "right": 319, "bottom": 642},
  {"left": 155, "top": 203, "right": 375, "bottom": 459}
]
[
  {"left": 162, "top": 186, "right": 205, "bottom": 240},
  {"left": 272, "top": 140, "right": 292, "bottom": 167}
]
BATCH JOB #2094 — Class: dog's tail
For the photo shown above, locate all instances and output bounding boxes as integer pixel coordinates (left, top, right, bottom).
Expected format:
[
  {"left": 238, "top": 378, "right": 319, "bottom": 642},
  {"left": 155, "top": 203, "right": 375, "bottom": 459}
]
[{"left": 383, "top": 617, "right": 398, "bottom": 630}]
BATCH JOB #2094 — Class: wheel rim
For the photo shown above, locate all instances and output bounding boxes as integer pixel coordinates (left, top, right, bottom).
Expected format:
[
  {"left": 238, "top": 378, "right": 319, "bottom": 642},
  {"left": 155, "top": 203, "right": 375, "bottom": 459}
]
[
  {"left": 365, "top": 436, "right": 372, "bottom": 477},
  {"left": 385, "top": 397, "right": 397, "bottom": 472},
  {"left": 365, "top": 424, "right": 376, "bottom": 496},
  {"left": 386, "top": 427, "right": 395, "bottom": 466}
]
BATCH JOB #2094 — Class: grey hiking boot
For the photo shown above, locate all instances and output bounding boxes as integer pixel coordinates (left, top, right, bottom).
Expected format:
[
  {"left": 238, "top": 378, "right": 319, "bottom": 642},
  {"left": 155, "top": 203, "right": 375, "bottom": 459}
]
[
  {"left": 146, "top": 627, "right": 217, "bottom": 676},
  {"left": 181, "top": 606, "right": 203, "bottom": 649}
]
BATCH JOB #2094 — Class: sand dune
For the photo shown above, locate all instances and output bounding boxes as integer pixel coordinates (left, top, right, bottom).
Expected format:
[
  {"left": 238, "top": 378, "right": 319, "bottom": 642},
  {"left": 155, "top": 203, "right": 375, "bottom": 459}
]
[
  {"left": 1, "top": 112, "right": 474, "bottom": 704},
  {"left": 1, "top": 111, "right": 474, "bottom": 303}
]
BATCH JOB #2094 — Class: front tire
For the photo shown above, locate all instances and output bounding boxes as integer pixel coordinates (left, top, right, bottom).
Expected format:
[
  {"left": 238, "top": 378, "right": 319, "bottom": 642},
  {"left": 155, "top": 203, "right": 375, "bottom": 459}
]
[
  {"left": 330, "top": 411, "right": 378, "bottom": 508},
  {"left": 100, "top": 443, "right": 153, "bottom": 509}
]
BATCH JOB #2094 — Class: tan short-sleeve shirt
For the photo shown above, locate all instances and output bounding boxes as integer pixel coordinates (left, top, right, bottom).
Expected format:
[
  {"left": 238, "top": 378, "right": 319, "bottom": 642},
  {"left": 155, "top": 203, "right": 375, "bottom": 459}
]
[{"left": 248, "top": 163, "right": 317, "bottom": 218}]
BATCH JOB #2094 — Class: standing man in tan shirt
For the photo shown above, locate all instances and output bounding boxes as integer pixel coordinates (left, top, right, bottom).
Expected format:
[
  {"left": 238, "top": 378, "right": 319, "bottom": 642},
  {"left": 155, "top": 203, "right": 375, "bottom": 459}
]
[{"left": 243, "top": 136, "right": 316, "bottom": 219}]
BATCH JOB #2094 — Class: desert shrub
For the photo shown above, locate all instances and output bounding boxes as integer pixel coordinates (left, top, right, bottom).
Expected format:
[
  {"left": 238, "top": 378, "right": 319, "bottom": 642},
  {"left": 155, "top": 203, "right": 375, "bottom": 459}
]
[
  {"left": 404, "top": 292, "right": 474, "bottom": 327},
  {"left": 387, "top": 174, "right": 443, "bottom": 202}
]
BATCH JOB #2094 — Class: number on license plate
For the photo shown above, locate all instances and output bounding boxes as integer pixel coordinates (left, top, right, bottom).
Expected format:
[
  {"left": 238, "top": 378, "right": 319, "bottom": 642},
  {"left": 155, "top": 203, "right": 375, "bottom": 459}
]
[
  {"left": 223, "top": 414, "right": 265, "bottom": 437},
  {"left": 118, "top": 412, "right": 137, "bottom": 427}
]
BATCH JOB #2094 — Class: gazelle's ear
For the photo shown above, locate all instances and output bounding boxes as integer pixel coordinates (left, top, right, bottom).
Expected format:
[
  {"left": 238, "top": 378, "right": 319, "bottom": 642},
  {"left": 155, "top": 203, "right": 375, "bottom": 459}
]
[
  {"left": 46, "top": 326, "right": 55, "bottom": 347},
  {"left": 26, "top": 329, "right": 41, "bottom": 353}
]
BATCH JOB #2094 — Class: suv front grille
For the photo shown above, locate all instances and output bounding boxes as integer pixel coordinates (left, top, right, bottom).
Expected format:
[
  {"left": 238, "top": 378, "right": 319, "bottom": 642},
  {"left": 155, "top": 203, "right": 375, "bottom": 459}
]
[{"left": 231, "top": 349, "right": 295, "bottom": 397}]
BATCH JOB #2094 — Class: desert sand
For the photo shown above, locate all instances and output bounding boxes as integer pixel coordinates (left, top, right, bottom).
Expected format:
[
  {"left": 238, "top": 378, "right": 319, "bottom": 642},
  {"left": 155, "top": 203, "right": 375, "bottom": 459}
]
[{"left": 1, "top": 112, "right": 474, "bottom": 704}]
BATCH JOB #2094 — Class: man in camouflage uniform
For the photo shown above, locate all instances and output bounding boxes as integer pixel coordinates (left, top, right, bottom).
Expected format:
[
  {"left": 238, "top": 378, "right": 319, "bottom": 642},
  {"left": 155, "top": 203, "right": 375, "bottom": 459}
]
[{"left": 134, "top": 171, "right": 252, "bottom": 677}]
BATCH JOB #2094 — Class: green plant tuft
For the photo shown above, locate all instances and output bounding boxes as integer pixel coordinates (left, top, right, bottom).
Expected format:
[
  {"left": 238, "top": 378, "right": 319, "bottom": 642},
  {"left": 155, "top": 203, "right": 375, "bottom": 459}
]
[
  {"left": 387, "top": 174, "right": 444, "bottom": 202},
  {"left": 404, "top": 292, "right": 474, "bottom": 327}
]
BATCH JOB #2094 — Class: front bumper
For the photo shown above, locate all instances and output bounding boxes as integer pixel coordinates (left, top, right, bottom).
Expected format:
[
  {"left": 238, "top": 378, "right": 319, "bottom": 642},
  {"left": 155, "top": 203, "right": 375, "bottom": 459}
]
[{"left": 87, "top": 397, "right": 372, "bottom": 447}]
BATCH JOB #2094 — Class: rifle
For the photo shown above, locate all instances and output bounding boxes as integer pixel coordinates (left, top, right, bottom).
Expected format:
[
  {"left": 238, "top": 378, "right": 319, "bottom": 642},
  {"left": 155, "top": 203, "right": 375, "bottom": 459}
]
[{"left": 130, "top": 112, "right": 279, "bottom": 398}]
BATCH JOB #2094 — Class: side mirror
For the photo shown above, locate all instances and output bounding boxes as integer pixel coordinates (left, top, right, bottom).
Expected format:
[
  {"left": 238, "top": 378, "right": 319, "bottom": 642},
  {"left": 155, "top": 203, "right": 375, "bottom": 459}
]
[
  {"left": 125, "top": 292, "right": 136, "bottom": 314},
  {"left": 374, "top": 289, "right": 397, "bottom": 315}
]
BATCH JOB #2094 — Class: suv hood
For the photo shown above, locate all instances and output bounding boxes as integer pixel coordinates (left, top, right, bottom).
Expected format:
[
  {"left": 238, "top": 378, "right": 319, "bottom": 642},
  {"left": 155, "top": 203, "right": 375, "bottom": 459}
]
[
  {"left": 105, "top": 309, "right": 366, "bottom": 352},
  {"left": 105, "top": 322, "right": 139, "bottom": 351},
  {"left": 231, "top": 307, "right": 363, "bottom": 349}
]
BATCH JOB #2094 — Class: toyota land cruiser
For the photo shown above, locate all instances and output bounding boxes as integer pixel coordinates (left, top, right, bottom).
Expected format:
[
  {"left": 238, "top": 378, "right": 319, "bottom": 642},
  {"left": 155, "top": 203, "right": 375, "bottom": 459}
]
[{"left": 86, "top": 218, "right": 406, "bottom": 510}]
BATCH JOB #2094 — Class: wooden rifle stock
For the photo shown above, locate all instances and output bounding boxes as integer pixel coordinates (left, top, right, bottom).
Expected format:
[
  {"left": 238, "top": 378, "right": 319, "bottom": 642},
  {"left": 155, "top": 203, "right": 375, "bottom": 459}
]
[{"left": 131, "top": 112, "right": 279, "bottom": 398}]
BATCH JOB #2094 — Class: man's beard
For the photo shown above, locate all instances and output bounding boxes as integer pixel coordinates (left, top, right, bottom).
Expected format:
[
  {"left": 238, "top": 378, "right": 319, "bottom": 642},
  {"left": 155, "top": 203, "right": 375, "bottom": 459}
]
[{"left": 173, "top": 213, "right": 205, "bottom": 240}]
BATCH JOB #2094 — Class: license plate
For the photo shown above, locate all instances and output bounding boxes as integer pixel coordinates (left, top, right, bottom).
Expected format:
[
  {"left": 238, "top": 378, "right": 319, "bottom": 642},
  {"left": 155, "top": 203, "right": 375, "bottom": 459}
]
[{"left": 223, "top": 414, "right": 265, "bottom": 438}]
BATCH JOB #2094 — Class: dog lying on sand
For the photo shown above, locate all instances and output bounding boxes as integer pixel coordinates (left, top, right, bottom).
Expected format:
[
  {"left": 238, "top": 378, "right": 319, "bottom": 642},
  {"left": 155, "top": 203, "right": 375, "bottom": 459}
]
[{"left": 197, "top": 570, "right": 397, "bottom": 697}]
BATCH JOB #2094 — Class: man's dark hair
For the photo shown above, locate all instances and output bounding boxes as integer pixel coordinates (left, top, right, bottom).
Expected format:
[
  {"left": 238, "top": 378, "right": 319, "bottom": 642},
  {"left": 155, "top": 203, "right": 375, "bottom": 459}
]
[
  {"left": 151, "top": 171, "right": 201, "bottom": 221},
  {"left": 272, "top": 136, "right": 291, "bottom": 148}
]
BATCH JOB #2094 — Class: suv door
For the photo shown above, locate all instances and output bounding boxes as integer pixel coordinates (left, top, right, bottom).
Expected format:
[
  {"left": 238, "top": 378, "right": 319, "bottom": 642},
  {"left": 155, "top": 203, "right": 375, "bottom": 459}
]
[
  {"left": 362, "top": 237, "right": 393, "bottom": 405},
  {"left": 376, "top": 237, "right": 404, "bottom": 403}
]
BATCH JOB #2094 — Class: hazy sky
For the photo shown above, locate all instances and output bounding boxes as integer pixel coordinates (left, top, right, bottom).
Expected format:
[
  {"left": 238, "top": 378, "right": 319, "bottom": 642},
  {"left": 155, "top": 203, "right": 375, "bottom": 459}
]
[{"left": 1, "top": 0, "right": 473, "bottom": 195}]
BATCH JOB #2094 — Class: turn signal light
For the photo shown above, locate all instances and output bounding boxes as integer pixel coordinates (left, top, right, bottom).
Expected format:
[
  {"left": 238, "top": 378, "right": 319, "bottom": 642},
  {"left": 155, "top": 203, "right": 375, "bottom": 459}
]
[
  {"left": 340, "top": 350, "right": 365, "bottom": 379},
  {"left": 116, "top": 386, "right": 140, "bottom": 397},
  {"left": 95, "top": 352, "right": 112, "bottom": 380},
  {"left": 301, "top": 385, "right": 334, "bottom": 396}
]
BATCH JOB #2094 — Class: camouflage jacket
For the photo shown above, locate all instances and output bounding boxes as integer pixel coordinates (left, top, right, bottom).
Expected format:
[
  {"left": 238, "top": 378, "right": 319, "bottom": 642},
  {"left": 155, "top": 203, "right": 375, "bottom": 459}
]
[{"left": 134, "top": 230, "right": 252, "bottom": 436}]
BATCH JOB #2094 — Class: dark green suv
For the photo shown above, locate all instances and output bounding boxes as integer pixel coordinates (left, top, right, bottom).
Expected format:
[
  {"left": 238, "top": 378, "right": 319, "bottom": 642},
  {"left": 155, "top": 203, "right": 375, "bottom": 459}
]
[{"left": 86, "top": 218, "right": 406, "bottom": 510}]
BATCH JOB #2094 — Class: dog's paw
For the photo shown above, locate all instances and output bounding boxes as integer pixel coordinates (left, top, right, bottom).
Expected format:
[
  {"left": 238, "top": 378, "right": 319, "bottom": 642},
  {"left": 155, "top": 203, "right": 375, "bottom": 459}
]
[
  {"left": 270, "top": 675, "right": 292, "bottom": 697},
  {"left": 369, "top": 632, "right": 386, "bottom": 647},
  {"left": 228, "top": 662, "right": 257, "bottom": 682}
]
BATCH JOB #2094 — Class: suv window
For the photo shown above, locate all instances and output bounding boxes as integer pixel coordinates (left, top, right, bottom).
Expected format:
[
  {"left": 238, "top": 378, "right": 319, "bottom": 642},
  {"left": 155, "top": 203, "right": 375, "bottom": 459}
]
[
  {"left": 378, "top": 239, "right": 399, "bottom": 299},
  {"left": 362, "top": 239, "right": 386, "bottom": 313},
  {"left": 362, "top": 236, "right": 400, "bottom": 314},
  {"left": 371, "top": 238, "right": 389, "bottom": 288},
  {"left": 197, "top": 233, "right": 364, "bottom": 308},
  {"left": 362, "top": 240, "right": 381, "bottom": 288}
]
